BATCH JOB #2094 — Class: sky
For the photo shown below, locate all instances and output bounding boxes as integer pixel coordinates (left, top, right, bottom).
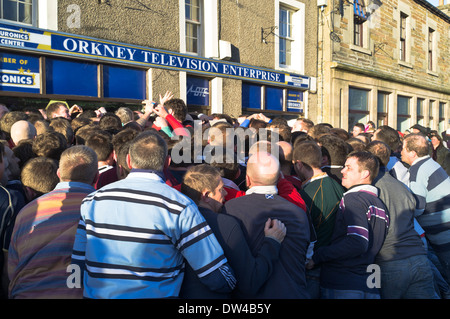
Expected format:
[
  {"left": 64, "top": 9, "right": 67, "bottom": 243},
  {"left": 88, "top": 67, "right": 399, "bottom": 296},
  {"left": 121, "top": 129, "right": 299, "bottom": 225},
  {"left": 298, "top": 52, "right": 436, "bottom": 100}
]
[{"left": 426, "top": 0, "right": 442, "bottom": 6}]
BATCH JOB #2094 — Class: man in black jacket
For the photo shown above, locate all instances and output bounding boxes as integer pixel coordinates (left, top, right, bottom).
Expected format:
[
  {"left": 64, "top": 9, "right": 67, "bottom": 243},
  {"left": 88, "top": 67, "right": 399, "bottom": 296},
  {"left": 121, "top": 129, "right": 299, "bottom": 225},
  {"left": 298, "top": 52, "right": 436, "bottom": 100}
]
[{"left": 224, "top": 151, "right": 311, "bottom": 299}]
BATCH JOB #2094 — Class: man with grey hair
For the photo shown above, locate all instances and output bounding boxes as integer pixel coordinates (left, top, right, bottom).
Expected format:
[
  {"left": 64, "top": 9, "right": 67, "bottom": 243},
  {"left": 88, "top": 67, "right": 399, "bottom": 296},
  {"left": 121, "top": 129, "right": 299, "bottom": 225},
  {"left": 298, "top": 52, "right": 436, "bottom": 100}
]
[
  {"left": 401, "top": 133, "right": 450, "bottom": 288},
  {"left": 115, "top": 107, "right": 134, "bottom": 126},
  {"left": 224, "top": 151, "right": 311, "bottom": 298},
  {"left": 7, "top": 145, "right": 99, "bottom": 299},
  {"left": 71, "top": 130, "right": 236, "bottom": 299}
]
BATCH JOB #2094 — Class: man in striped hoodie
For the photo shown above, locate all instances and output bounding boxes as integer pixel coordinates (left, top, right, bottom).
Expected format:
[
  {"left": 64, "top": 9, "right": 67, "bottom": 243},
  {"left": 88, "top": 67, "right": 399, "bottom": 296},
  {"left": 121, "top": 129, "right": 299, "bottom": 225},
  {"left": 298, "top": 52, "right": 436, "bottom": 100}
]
[
  {"left": 71, "top": 130, "right": 235, "bottom": 299},
  {"left": 307, "top": 151, "right": 390, "bottom": 299},
  {"left": 401, "top": 133, "right": 450, "bottom": 286}
]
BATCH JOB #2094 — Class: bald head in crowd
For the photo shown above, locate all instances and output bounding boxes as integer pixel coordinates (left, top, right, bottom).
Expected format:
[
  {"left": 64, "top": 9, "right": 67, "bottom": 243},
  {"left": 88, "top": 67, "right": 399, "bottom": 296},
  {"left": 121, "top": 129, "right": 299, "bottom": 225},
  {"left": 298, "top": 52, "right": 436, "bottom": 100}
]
[
  {"left": 10, "top": 120, "right": 37, "bottom": 145},
  {"left": 246, "top": 151, "right": 280, "bottom": 187}
]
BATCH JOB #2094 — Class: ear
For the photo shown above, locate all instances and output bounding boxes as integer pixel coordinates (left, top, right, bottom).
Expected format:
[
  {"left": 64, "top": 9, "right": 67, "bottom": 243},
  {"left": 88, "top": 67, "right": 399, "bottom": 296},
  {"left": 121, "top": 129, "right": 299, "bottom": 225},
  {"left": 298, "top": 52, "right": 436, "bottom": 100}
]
[
  {"left": 126, "top": 153, "right": 132, "bottom": 170},
  {"left": 57, "top": 168, "right": 61, "bottom": 180},
  {"left": 361, "top": 169, "right": 371, "bottom": 181},
  {"left": 164, "top": 155, "right": 171, "bottom": 169},
  {"left": 245, "top": 174, "right": 251, "bottom": 188},
  {"left": 24, "top": 186, "right": 37, "bottom": 201},
  {"left": 201, "top": 190, "right": 210, "bottom": 202},
  {"left": 112, "top": 150, "right": 118, "bottom": 162}
]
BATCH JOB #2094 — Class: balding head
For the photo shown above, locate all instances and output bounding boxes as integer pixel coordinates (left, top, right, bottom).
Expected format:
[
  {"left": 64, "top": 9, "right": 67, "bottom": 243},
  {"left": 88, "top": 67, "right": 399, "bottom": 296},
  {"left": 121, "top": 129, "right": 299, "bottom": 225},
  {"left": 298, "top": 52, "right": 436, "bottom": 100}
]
[
  {"left": 246, "top": 151, "right": 280, "bottom": 187},
  {"left": 10, "top": 120, "right": 37, "bottom": 145},
  {"left": 277, "top": 141, "right": 293, "bottom": 162}
]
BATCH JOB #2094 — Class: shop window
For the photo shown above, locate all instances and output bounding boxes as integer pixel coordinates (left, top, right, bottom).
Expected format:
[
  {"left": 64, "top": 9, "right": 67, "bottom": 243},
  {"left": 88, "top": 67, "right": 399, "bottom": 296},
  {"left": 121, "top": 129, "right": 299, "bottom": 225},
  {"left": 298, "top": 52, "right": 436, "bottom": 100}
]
[
  {"left": 103, "top": 65, "right": 146, "bottom": 100},
  {"left": 242, "top": 82, "right": 262, "bottom": 110},
  {"left": 439, "top": 102, "right": 446, "bottom": 133},
  {"left": 265, "top": 86, "right": 283, "bottom": 111},
  {"left": 397, "top": 95, "right": 411, "bottom": 133},
  {"left": 377, "top": 91, "right": 389, "bottom": 127},
  {"left": 287, "top": 90, "right": 303, "bottom": 113},
  {"left": 349, "top": 87, "right": 369, "bottom": 129},
  {"left": 186, "top": 75, "right": 210, "bottom": 114},
  {"left": 45, "top": 58, "right": 98, "bottom": 97},
  {"left": 242, "top": 82, "right": 303, "bottom": 115},
  {"left": 417, "top": 98, "right": 424, "bottom": 126},
  {"left": 429, "top": 100, "right": 435, "bottom": 128}
]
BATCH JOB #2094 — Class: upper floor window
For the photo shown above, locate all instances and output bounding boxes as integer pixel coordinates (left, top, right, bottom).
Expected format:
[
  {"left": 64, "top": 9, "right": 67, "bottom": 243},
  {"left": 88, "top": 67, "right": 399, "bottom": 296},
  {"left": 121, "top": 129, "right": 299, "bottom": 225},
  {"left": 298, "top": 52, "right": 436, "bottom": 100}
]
[
  {"left": 428, "top": 28, "right": 435, "bottom": 71},
  {"left": 185, "top": 0, "right": 202, "bottom": 55},
  {"left": 279, "top": 6, "right": 293, "bottom": 66},
  {"left": 353, "top": 0, "right": 367, "bottom": 47},
  {"left": 0, "top": 0, "right": 35, "bottom": 25},
  {"left": 399, "top": 12, "right": 408, "bottom": 61}
]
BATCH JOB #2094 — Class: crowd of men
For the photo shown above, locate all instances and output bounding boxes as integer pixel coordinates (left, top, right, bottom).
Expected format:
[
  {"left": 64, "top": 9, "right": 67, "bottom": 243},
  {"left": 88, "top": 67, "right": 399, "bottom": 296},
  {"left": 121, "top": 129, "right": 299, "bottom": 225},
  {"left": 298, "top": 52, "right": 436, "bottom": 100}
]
[{"left": 0, "top": 93, "right": 449, "bottom": 299}]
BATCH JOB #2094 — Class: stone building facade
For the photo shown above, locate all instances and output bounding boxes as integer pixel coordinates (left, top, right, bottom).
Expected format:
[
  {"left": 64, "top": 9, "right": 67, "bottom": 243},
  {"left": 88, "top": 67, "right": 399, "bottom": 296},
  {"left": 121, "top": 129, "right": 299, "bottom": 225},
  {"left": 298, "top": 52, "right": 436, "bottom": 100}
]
[
  {"left": 0, "top": 0, "right": 318, "bottom": 122},
  {"left": 318, "top": 0, "right": 449, "bottom": 133}
]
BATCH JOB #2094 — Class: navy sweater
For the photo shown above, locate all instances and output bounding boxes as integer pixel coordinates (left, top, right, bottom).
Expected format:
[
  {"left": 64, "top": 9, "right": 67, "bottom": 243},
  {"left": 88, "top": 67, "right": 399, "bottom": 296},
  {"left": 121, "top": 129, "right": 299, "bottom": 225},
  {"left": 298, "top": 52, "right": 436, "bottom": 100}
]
[
  {"left": 224, "top": 193, "right": 311, "bottom": 299},
  {"left": 312, "top": 184, "right": 389, "bottom": 292}
]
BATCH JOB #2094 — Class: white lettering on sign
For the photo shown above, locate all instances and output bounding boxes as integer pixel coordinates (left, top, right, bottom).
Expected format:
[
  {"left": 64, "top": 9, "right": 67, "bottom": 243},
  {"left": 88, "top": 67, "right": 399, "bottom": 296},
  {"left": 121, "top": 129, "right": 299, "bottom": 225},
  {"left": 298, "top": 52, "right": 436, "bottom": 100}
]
[{"left": 62, "top": 38, "right": 137, "bottom": 61}]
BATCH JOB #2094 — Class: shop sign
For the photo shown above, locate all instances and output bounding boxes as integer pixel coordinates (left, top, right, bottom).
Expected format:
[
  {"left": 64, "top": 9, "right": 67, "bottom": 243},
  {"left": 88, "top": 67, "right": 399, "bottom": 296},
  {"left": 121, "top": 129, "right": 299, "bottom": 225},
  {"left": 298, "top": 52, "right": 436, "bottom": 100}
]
[{"left": 0, "top": 51, "right": 40, "bottom": 93}]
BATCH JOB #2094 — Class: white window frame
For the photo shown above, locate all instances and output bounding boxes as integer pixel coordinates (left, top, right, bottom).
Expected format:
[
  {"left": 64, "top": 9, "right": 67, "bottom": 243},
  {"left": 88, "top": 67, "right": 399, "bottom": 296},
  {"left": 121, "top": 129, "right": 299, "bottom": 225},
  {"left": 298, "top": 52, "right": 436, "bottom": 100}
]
[
  {"left": 275, "top": 0, "right": 305, "bottom": 74},
  {"left": 184, "top": 0, "right": 203, "bottom": 55},
  {"left": 397, "top": 2, "right": 412, "bottom": 67},
  {"left": 180, "top": 0, "right": 218, "bottom": 58},
  {"left": 0, "top": 0, "right": 38, "bottom": 26}
]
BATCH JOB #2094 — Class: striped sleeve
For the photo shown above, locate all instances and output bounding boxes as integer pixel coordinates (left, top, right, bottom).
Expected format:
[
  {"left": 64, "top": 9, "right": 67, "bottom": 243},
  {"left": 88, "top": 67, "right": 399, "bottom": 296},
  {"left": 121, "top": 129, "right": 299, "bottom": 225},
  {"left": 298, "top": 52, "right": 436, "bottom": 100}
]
[
  {"left": 71, "top": 215, "right": 87, "bottom": 277},
  {"left": 312, "top": 195, "right": 369, "bottom": 264}
]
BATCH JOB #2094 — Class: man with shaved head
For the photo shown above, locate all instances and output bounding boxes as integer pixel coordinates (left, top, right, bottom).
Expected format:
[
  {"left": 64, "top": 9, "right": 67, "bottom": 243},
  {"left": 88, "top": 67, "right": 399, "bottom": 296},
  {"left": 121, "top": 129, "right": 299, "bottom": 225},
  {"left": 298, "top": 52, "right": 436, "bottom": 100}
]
[
  {"left": 10, "top": 120, "right": 37, "bottom": 146},
  {"left": 224, "top": 151, "right": 311, "bottom": 298}
]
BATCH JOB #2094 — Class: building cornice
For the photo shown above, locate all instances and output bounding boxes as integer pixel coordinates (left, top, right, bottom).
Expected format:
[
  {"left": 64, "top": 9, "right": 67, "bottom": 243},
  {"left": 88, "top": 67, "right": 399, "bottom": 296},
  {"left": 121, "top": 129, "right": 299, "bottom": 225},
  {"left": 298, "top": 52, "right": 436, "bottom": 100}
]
[{"left": 330, "top": 61, "right": 450, "bottom": 95}]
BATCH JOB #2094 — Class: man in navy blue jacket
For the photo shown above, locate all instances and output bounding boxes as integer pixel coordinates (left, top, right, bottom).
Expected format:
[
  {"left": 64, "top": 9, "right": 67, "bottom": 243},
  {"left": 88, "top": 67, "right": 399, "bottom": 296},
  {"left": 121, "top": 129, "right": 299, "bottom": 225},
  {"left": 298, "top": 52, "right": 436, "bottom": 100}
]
[
  {"left": 224, "top": 151, "right": 311, "bottom": 299},
  {"left": 307, "top": 151, "right": 389, "bottom": 299},
  {"left": 180, "top": 164, "right": 286, "bottom": 298}
]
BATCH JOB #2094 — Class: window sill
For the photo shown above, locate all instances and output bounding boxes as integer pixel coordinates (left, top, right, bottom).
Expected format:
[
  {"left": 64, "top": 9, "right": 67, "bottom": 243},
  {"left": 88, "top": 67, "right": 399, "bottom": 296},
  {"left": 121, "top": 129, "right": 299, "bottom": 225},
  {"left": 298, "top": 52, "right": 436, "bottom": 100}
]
[
  {"left": 350, "top": 44, "right": 372, "bottom": 56},
  {"left": 398, "top": 60, "right": 413, "bottom": 69},
  {"left": 426, "top": 69, "right": 439, "bottom": 77}
]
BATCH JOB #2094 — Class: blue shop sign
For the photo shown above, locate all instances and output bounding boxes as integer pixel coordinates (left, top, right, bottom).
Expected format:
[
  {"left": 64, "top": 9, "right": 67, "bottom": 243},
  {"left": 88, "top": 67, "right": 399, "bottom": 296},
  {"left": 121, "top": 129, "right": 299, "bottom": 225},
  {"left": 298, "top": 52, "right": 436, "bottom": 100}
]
[
  {"left": 0, "top": 51, "right": 40, "bottom": 93},
  {"left": 0, "top": 22, "right": 309, "bottom": 90},
  {"left": 187, "top": 76, "right": 210, "bottom": 106}
]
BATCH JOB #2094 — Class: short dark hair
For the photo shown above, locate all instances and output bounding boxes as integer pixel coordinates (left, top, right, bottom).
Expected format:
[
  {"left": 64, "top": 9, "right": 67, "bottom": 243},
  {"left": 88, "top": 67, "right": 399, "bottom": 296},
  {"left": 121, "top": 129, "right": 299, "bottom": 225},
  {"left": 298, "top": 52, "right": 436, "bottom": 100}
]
[
  {"left": 32, "top": 131, "right": 68, "bottom": 160},
  {"left": 21, "top": 157, "right": 59, "bottom": 196},
  {"left": 46, "top": 102, "right": 66, "bottom": 119},
  {"left": 318, "top": 134, "right": 349, "bottom": 165},
  {"left": 292, "top": 140, "right": 322, "bottom": 169},
  {"left": 366, "top": 140, "right": 391, "bottom": 167},
  {"left": 373, "top": 125, "right": 401, "bottom": 152},
  {"left": 165, "top": 98, "right": 187, "bottom": 123},
  {"left": 98, "top": 113, "right": 122, "bottom": 133},
  {"left": 85, "top": 130, "right": 113, "bottom": 162},
  {"left": 347, "top": 151, "right": 379, "bottom": 182}
]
